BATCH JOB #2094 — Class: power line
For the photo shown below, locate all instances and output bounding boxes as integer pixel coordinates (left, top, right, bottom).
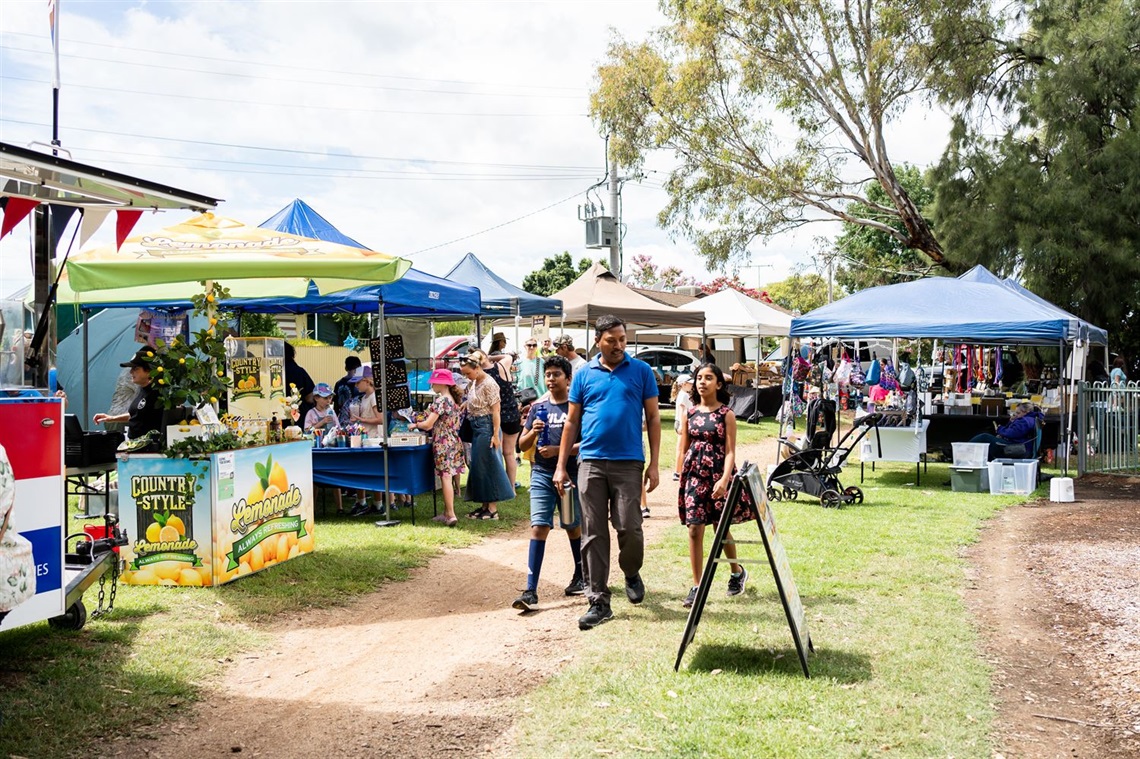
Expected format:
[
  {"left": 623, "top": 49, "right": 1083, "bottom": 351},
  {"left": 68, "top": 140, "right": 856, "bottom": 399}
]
[
  {"left": 1, "top": 74, "right": 586, "bottom": 118},
  {"left": 2, "top": 30, "right": 587, "bottom": 93},
  {"left": 0, "top": 43, "right": 583, "bottom": 99},
  {"left": 407, "top": 187, "right": 591, "bottom": 256},
  {"left": 0, "top": 117, "right": 598, "bottom": 171},
  {"left": 66, "top": 145, "right": 596, "bottom": 180}
]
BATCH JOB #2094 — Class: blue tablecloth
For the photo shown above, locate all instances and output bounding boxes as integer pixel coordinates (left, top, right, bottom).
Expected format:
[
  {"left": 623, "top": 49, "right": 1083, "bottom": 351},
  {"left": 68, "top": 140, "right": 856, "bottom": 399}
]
[{"left": 311, "top": 445, "right": 435, "bottom": 496}]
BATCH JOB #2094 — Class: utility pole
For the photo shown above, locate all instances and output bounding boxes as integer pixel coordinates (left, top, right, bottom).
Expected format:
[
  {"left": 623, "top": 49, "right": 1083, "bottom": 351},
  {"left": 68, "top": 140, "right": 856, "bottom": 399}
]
[{"left": 608, "top": 162, "right": 621, "bottom": 280}]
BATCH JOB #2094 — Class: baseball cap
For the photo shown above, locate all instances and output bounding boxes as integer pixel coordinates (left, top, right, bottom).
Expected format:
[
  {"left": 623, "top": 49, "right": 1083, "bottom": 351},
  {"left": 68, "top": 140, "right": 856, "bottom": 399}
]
[
  {"left": 349, "top": 365, "right": 373, "bottom": 383},
  {"left": 676, "top": 373, "right": 693, "bottom": 386},
  {"left": 120, "top": 349, "right": 155, "bottom": 369},
  {"left": 313, "top": 382, "right": 334, "bottom": 397},
  {"left": 554, "top": 334, "right": 574, "bottom": 348}
]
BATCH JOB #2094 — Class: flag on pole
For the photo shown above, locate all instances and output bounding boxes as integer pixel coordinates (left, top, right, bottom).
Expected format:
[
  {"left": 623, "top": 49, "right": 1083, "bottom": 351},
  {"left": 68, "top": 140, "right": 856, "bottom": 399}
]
[{"left": 48, "top": 0, "right": 60, "bottom": 89}]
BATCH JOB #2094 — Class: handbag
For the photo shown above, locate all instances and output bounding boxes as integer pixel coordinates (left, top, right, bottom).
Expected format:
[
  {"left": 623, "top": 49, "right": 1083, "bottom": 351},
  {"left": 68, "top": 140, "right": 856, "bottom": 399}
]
[{"left": 458, "top": 415, "right": 473, "bottom": 443}]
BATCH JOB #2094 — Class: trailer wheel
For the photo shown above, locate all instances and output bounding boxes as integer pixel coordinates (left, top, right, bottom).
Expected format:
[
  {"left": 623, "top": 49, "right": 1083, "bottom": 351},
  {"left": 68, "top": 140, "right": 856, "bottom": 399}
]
[
  {"left": 49, "top": 600, "right": 87, "bottom": 631},
  {"left": 820, "top": 489, "right": 843, "bottom": 509}
]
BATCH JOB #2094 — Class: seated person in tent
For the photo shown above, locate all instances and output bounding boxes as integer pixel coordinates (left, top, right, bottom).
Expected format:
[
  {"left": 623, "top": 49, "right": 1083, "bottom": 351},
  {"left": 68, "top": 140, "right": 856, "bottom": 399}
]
[{"left": 968, "top": 402, "right": 1045, "bottom": 461}]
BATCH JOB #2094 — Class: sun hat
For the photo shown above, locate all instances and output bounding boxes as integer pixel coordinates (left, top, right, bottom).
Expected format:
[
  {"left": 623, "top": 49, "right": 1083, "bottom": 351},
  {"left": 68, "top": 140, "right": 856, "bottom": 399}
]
[
  {"left": 490, "top": 331, "right": 507, "bottom": 344},
  {"left": 313, "top": 382, "right": 334, "bottom": 397},
  {"left": 428, "top": 368, "right": 456, "bottom": 387},
  {"left": 120, "top": 349, "right": 155, "bottom": 369},
  {"left": 349, "top": 365, "right": 373, "bottom": 383}
]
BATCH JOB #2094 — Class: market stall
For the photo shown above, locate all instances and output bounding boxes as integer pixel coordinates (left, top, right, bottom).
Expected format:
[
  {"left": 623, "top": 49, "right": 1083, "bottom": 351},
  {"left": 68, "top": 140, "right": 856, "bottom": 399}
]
[
  {"left": 790, "top": 266, "right": 1109, "bottom": 474},
  {"left": 1, "top": 142, "right": 220, "bottom": 631},
  {"left": 640, "top": 288, "right": 793, "bottom": 421}
]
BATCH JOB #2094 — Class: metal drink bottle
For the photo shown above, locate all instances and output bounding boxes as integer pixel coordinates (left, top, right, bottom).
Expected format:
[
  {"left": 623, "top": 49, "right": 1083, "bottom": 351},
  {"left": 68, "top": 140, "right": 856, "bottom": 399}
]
[{"left": 535, "top": 405, "right": 549, "bottom": 447}]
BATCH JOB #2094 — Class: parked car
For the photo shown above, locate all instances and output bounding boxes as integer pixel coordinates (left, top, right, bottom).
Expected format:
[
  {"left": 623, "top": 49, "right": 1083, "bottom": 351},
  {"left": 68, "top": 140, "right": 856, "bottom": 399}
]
[
  {"left": 633, "top": 346, "right": 699, "bottom": 406},
  {"left": 432, "top": 336, "right": 471, "bottom": 368}
]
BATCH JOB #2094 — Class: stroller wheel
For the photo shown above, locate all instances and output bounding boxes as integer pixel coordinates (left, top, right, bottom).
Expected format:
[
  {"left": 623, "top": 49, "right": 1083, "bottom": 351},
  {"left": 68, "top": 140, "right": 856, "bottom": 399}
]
[
  {"left": 843, "top": 486, "right": 864, "bottom": 504},
  {"left": 784, "top": 487, "right": 798, "bottom": 501},
  {"left": 820, "top": 489, "right": 842, "bottom": 509},
  {"left": 767, "top": 486, "right": 782, "bottom": 502}
]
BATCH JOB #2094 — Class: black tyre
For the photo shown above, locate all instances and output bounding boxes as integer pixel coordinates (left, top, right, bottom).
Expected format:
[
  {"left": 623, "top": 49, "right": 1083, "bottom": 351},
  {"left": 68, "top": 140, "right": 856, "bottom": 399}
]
[
  {"left": 767, "top": 487, "right": 782, "bottom": 502},
  {"left": 820, "top": 489, "right": 842, "bottom": 509},
  {"left": 784, "top": 487, "right": 798, "bottom": 501},
  {"left": 49, "top": 600, "right": 87, "bottom": 631},
  {"left": 843, "top": 486, "right": 864, "bottom": 504}
]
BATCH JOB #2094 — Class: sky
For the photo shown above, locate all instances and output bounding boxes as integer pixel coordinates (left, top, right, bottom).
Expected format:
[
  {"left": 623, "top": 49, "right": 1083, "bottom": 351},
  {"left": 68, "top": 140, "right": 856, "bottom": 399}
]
[{"left": 0, "top": 0, "right": 951, "bottom": 300}]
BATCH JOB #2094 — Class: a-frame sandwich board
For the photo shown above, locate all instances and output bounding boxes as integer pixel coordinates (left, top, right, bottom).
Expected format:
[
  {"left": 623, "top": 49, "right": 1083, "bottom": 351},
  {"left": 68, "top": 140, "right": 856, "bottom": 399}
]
[{"left": 674, "top": 462, "right": 814, "bottom": 677}]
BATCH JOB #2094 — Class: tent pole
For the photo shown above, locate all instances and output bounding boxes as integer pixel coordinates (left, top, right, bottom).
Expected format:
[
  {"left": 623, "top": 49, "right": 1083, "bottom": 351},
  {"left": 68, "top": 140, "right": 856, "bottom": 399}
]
[
  {"left": 752, "top": 327, "right": 761, "bottom": 424},
  {"left": 513, "top": 298, "right": 521, "bottom": 363},
  {"left": 376, "top": 299, "right": 398, "bottom": 528},
  {"left": 82, "top": 308, "right": 89, "bottom": 424}
]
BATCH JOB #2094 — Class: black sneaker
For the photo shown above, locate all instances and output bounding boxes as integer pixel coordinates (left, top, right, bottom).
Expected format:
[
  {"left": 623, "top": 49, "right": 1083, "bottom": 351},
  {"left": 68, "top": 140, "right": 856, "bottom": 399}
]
[
  {"left": 578, "top": 602, "right": 613, "bottom": 630},
  {"left": 682, "top": 586, "right": 699, "bottom": 609},
  {"left": 625, "top": 574, "right": 645, "bottom": 605},
  {"left": 512, "top": 589, "right": 538, "bottom": 611},
  {"left": 640, "top": 507, "right": 651, "bottom": 519},
  {"left": 727, "top": 567, "right": 749, "bottom": 597},
  {"left": 564, "top": 575, "right": 586, "bottom": 596},
  {"left": 349, "top": 502, "right": 372, "bottom": 517}
]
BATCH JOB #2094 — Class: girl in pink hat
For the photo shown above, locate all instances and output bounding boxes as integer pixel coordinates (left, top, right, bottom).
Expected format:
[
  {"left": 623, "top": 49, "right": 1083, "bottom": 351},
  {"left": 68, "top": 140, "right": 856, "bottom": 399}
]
[{"left": 411, "top": 368, "right": 466, "bottom": 526}]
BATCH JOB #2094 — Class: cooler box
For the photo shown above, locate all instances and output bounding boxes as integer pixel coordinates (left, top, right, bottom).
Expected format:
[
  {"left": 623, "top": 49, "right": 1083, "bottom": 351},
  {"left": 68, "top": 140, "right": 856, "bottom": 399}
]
[
  {"left": 950, "top": 466, "right": 989, "bottom": 493},
  {"left": 951, "top": 442, "right": 989, "bottom": 468},
  {"left": 987, "top": 458, "right": 1039, "bottom": 495}
]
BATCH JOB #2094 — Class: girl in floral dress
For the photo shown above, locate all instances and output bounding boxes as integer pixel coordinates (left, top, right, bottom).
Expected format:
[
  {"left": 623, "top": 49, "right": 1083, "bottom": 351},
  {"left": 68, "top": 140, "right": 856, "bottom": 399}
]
[
  {"left": 677, "top": 363, "right": 757, "bottom": 608},
  {"left": 411, "top": 368, "right": 467, "bottom": 526}
]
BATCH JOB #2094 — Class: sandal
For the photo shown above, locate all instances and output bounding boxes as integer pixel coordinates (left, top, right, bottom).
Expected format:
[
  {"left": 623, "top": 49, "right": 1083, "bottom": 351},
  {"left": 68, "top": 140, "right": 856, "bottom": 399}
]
[
  {"left": 431, "top": 514, "right": 449, "bottom": 523},
  {"left": 445, "top": 517, "right": 458, "bottom": 527},
  {"left": 470, "top": 510, "right": 499, "bottom": 520},
  {"left": 467, "top": 507, "right": 488, "bottom": 518}
]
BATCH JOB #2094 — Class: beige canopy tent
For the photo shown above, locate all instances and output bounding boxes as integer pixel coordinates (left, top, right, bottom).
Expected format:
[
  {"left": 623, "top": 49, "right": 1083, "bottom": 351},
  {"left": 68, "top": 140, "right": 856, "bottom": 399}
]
[{"left": 551, "top": 263, "right": 705, "bottom": 329}]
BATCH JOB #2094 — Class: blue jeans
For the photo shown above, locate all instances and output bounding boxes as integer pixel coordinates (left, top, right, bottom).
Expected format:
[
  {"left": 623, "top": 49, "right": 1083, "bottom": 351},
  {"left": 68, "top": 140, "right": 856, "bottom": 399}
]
[
  {"left": 529, "top": 467, "right": 580, "bottom": 529},
  {"left": 969, "top": 433, "right": 1027, "bottom": 461}
]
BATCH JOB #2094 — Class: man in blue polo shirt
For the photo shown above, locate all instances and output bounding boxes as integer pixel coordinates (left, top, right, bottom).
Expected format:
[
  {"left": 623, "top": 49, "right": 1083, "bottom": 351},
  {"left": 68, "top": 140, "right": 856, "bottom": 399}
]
[{"left": 555, "top": 314, "right": 661, "bottom": 630}]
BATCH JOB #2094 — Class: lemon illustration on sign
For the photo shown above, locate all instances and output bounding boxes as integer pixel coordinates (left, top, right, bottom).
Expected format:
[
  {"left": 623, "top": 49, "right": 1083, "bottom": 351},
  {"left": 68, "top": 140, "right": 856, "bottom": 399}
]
[
  {"left": 146, "top": 511, "right": 186, "bottom": 543},
  {"left": 249, "top": 454, "right": 289, "bottom": 504}
]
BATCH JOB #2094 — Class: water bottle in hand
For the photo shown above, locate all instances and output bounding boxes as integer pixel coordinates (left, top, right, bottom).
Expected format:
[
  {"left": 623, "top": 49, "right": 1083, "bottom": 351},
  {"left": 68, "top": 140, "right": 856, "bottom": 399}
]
[{"left": 535, "top": 405, "right": 549, "bottom": 447}]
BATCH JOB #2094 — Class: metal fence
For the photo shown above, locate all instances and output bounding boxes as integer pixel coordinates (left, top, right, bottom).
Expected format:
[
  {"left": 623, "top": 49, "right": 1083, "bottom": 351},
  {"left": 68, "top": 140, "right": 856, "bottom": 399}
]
[{"left": 1078, "top": 381, "right": 1140, "bottom": 475}]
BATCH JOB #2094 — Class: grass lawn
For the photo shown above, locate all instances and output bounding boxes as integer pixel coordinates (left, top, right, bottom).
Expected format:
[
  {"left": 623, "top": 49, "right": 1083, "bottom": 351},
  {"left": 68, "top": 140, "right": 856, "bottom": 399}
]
[
  {"left": 0, "top": 480, "right": 533, "bottom": 756},
  {"left": 512, "top": 409, "right": 1038, "bottom": 758},
  {"left": 0, "top": 410, "right": 1042, "bottom": 757}
]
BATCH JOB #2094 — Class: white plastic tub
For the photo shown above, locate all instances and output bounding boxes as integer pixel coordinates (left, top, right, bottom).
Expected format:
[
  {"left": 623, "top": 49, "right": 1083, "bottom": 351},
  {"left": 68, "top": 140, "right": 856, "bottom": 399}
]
[
  {"left": 988, "top": 458, "right": 1038, "bottom": 495},
  {"left": 952, "top": 442, "right": 989, "bottom": 468}
]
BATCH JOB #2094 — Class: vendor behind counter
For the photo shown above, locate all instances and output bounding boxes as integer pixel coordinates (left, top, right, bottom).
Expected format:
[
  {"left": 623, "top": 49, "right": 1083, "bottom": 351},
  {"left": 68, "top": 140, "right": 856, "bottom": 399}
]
[{"left": 92, "top": 349, "right": 163, "bottom": 441}]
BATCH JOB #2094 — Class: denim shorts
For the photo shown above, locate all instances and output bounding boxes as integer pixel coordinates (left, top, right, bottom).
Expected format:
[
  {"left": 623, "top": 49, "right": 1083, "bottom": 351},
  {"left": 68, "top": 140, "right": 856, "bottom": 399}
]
[{"left": 529, "top": 466, "right": 580, "bottom": 529}]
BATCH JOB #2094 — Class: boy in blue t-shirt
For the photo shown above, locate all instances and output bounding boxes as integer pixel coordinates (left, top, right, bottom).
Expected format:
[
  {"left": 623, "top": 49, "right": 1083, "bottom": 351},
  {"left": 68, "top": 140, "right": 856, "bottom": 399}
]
[{"left": 512, "top": 355, "right": 584, "bottom": 612}]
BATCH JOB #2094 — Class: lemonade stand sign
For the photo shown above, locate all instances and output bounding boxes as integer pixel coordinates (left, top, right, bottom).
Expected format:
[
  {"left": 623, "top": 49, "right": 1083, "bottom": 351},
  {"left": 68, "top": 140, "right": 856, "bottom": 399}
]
[
  {"left": 226, "top": 337, "right": 286, "bottom": 417},
  {"left": 119, "top": 457, "right": 212, "bottom": 587},
  {"left": 118, "top": 441, "right": 314, "bottom": 586}
]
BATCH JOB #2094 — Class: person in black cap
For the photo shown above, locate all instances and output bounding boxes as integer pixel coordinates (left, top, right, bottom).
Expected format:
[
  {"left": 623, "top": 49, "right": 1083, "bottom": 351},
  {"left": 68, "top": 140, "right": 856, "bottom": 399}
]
[{"left": 93, "top": 349, "right": 164, "bottom": 440}]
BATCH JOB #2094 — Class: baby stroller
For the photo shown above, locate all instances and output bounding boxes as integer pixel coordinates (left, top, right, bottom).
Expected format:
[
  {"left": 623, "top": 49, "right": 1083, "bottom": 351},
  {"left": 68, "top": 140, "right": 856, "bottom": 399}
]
[{"left": 768, "top": 399, "right": 883, "bottom": 508}]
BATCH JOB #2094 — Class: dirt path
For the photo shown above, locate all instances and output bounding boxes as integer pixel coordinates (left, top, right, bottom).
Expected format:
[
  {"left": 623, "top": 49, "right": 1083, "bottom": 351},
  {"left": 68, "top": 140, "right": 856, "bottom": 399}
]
[
  {"left": 107, "top": 443, "right": 774, "bottom": 759},
  {"left": 106, "top": 448, "right": 1140, "bottom": 758},
  {"left": 965, "top": 474, "right": 1140, "bottom": 758}
]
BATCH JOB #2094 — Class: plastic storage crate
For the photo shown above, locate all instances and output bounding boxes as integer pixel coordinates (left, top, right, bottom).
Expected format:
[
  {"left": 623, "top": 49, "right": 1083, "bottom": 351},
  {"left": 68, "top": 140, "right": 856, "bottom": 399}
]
[
  {"left": 950, "top": 466, "right": 989, "bottom": 493},
  {"left": 987, "top": 458, "right": 1038, "bottom": 495},
  {"left": 952, "top": 442, "right": 989, "bottom": 468}
]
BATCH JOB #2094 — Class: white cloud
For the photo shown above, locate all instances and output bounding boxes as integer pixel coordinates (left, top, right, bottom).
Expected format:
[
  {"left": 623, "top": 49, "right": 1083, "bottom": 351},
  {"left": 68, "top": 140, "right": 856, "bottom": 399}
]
[{"left": 1, "top": 0, "right": 948, "bottom": 299}]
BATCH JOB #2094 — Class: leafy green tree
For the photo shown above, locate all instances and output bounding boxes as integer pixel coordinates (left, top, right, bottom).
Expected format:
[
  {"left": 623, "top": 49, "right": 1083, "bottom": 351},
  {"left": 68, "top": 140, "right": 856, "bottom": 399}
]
[
  {"left": 832, "top": 165, "right": 936, "bottom": 292},
  {"left": 522, "top": 252, "right": 600, "bottom": 296},
  {"left": 590, "top": 0, "right": 997, "bottom": 271},
  {"left": 932, "top": 0, "right": 1140, "bottom": 362},
  {"left": 765, "top": 273, "right": 831, "bottom": 315},
  {"left": 434, "top": 320, "right": 473, "bottom": 338},
  {"left": 239, "top": 313, "right": 284, "bottom": 337}
]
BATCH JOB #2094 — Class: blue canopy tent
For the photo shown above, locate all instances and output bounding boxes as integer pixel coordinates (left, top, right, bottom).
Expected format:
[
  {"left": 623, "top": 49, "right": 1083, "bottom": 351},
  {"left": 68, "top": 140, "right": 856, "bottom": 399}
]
[
  {"left": 445, "top": 251, "right": 561, "bottom": 318},
  {"left": 789, "top": 275, "right": 1084, "bottom": 345},
  {"left": 956, "top": 265, "right": 1108, "bottom": 345}
]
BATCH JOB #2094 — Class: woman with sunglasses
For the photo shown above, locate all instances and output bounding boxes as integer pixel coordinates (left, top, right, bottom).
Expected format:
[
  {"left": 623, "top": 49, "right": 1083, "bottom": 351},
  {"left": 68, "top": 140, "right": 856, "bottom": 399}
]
[
  {"left": 516, "top": 337, "right": 547, "bottom": 401},
  {"left": 459, "top": 351, "right": 515, "bottom": 519}
]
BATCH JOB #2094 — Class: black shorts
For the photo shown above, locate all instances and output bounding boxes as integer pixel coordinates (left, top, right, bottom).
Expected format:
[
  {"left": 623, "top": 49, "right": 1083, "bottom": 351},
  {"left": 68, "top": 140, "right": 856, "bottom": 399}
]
[{"left": 501, "top": 418, "right": 521, "bottom": 436}]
